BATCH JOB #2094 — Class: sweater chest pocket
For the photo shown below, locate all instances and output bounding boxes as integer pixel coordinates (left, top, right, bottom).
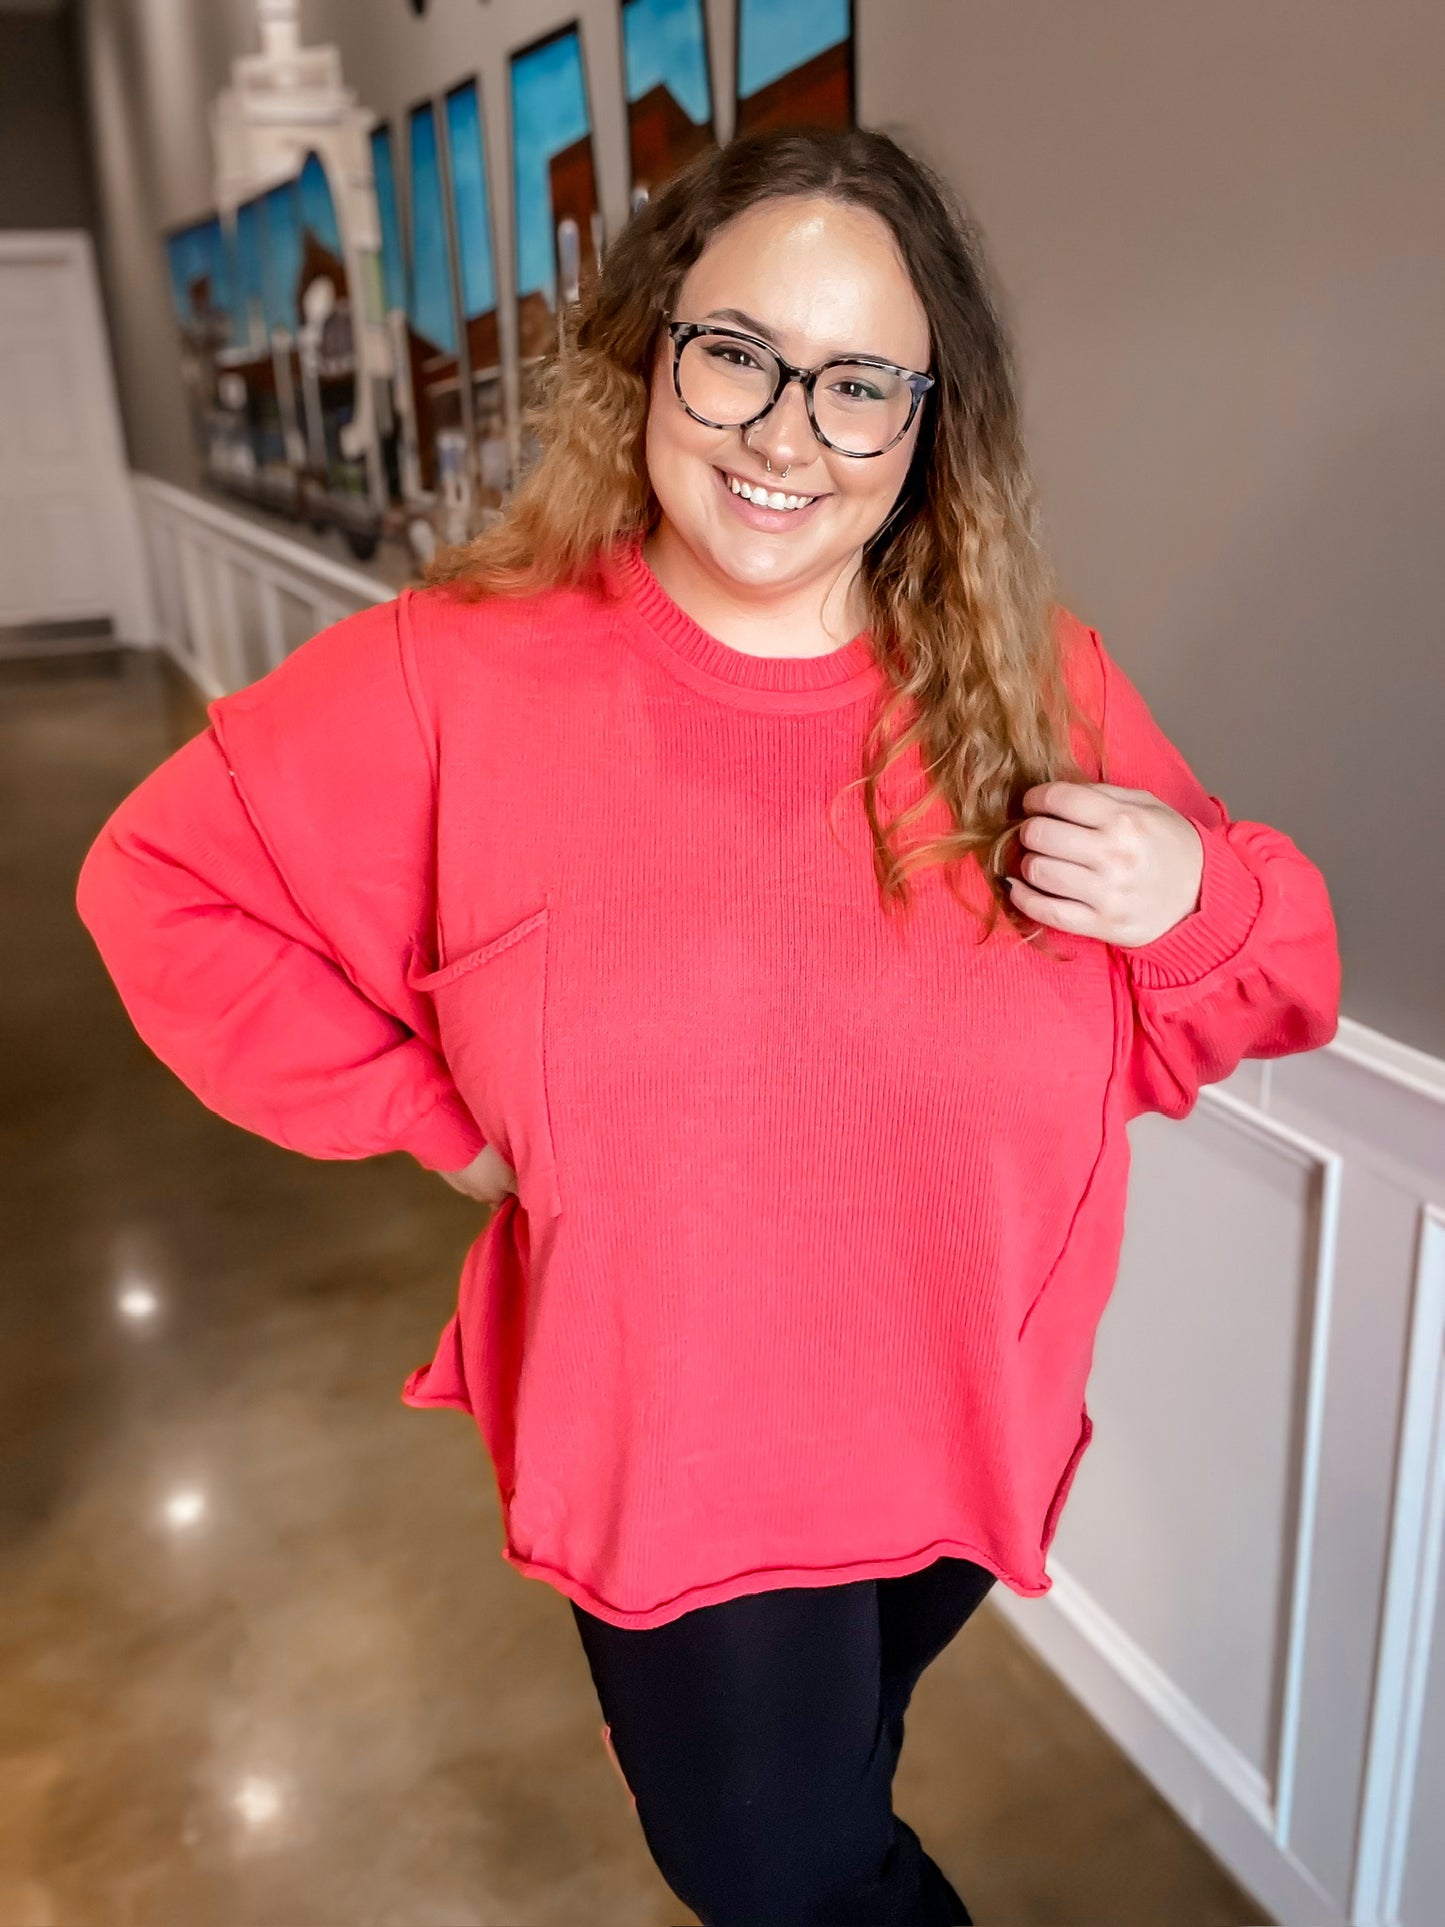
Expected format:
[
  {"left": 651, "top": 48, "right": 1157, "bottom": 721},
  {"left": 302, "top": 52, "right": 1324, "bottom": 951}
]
[{"left": 405, "top": 899, "right": 562, "bottom": 1221}]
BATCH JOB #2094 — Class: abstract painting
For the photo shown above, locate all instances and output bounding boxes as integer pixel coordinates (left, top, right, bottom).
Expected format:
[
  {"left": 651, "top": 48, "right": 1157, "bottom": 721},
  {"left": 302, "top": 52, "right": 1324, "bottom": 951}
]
[
  {"left": 368, "top": 120, "right": 410, "bottom": 503},
  {"left": 162, "top": 1, "right": 859, "bottom": 564},
  {"left": 620, "top": 0, "right": 715, "bottom": 203},
  {"left": 291, "top": 153, "right": 364, "bottom": 506},
  {"left": 164, "top": 214, "right": 235, "bottom": 468},
  {"left": 228, "top": 194, "right": 287, "bottom": 477},
  {"left": 406, "top": 97, "right": 463, "bottom": 497},
  {"left": 509, "top": 22, "right": 602, "bottom": 444},
  {"left": 735, "top": 0, "right": 853, "bottom": 134},
  {"left": 444, "top": 79, "right": 509, "bottom": 509}
]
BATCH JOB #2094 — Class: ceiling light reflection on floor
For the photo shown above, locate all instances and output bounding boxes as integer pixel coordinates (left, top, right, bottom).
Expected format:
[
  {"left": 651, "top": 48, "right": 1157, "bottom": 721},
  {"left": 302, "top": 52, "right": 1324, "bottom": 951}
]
[
  {"left": 117, "top": 1280, "right": 160, "bottom": 1321},
  {"left": 232, "top": 1774, "right": 286, "bottom": 1828},
  {"left": 162, "top": 1488, "right": 207, "bottom": 1530}
]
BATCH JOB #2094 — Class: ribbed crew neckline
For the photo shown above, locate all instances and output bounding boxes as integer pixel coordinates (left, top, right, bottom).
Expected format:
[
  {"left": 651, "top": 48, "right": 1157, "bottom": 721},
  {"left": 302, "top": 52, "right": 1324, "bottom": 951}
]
[{"left": 606, "top": 533, "right": 883, "bottom": 713}]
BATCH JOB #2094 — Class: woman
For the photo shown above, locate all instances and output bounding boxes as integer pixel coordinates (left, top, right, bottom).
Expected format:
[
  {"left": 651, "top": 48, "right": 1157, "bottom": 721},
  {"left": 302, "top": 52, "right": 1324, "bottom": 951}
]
[{"left": 76, "top": 128, "right": 1340, "bottom": 1924}]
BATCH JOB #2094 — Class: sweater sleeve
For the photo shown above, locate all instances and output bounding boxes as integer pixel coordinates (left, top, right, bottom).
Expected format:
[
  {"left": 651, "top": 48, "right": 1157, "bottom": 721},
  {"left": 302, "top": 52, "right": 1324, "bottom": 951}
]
[
  {"left": 74, "top": 596, "right": 488, "bottom": 1173},
  {"left": 1084, "top": 626, "right": 1342, "bottom": 1122}
]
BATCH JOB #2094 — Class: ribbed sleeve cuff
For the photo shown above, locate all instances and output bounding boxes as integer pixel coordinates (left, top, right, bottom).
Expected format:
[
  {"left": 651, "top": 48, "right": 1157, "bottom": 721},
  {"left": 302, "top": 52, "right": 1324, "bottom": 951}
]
[
  {"left": 1124, "top": 822, "right": 1264, "bottom": 990},
  {"left": 395, "top": 1086, "right": 488, "bottom": 1172}
]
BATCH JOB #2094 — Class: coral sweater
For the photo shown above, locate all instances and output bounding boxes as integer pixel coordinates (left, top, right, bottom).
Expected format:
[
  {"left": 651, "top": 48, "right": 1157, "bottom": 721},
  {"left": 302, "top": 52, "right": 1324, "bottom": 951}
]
[{"left": 75, "top": 535, "right": 1341, "bottom": 1630}]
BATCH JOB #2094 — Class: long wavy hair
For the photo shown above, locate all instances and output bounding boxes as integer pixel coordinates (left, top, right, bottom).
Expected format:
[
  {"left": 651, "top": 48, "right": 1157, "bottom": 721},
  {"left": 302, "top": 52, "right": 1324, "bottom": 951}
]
[{"left": 426, "top": 125, "right": 1100, "bottom": 940}]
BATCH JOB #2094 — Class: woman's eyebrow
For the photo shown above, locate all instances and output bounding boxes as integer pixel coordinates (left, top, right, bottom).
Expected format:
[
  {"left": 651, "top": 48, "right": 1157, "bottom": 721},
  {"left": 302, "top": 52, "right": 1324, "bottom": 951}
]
[
  {"left": 704, "top": 307, "right": 784, "bottom": 345},
  {"left": 702, "top": 307, "right": 899, "bottom": 366}
]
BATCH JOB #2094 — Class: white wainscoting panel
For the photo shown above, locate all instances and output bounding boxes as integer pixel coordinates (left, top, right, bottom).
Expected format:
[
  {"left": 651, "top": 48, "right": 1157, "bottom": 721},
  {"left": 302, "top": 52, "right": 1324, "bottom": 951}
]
[
  {"left": 1353, "top": 1207, "right": 1445, "bottom": 1927},
  {"left": 133, "top": 474, "right": 389, "bottom": 700},
  {"left": 993, "top": 1018, "right": 1445, "bottom": 1926}
]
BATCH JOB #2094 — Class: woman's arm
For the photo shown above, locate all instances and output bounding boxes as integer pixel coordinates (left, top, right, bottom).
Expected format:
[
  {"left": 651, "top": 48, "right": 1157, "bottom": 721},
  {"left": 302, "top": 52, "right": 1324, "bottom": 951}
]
[
  {"left": 1085, "top": 626, "right": 1342, "bottom": 1121},
  {"left": 74, "top": 598, "right": 487, "bottom": 1172}
]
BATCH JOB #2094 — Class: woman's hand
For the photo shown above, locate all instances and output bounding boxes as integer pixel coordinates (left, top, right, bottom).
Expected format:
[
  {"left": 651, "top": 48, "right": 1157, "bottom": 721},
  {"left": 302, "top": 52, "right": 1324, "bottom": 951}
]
[
  {"left": 437, "top": 1140, "right": 518, "bottom": 1206},
  {"left": 1005, "top": 781, "right": 1205, "bottom": 946}
]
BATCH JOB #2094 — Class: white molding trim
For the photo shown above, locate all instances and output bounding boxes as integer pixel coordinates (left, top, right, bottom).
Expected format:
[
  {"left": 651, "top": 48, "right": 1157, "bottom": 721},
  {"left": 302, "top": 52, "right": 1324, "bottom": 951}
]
[
  {"left": 1351, "top": 1205, "right": 1445, "bottom": 1927},
  {"left": 1273, "top": 1134, "right": 1343, "bottom": 1855},
  {"left": 993, "top": 1573, "right": 1342, "bottom": 1924},
  {"left": 1042, "top": 1560, "right": 1274, "bottom": 1827},
  {"left": 996, "top": 1042, "right": 1441, "bottom": 1924},
  {"left": 134, "top": 474, "right": 390, "bottom": 606},
  {"left": 1060, "top": 1085, "right": 1342, "bottom": 1855},
  {"left": 133, "top": 473, "right": 389, "bottom": 701},
  {"left": 1328, "top": 1017, "right": 1445, "bottom": 1110},
  {"left": 1196, "top": 1087, "right": 1346, "bottom": 1849}
]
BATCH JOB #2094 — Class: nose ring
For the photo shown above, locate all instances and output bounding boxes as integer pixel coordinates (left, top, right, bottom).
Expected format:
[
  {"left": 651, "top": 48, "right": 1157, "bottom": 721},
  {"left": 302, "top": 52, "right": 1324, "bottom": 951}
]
[{"left": 745, "top": 427, "right": 790, "bottom": 483}]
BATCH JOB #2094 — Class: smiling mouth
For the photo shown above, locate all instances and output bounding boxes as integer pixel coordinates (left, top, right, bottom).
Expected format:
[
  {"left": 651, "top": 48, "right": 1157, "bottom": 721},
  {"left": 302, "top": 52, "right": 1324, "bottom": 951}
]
[{"left": 715, "top": 466, "right": 822, "bottom": 512}]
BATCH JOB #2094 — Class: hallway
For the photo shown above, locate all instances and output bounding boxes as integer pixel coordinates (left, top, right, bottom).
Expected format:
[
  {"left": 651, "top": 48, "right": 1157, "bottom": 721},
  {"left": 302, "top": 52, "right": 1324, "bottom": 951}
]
[{"left": 1, "top": 646, "right": 1265, "bottom": 1925}]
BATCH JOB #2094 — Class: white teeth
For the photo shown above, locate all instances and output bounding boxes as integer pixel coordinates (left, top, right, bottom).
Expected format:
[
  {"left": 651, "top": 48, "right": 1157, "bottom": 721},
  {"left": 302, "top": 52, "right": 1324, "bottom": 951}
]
[{"left": 725, "top": 472, "right": 815, "bottom": 511}]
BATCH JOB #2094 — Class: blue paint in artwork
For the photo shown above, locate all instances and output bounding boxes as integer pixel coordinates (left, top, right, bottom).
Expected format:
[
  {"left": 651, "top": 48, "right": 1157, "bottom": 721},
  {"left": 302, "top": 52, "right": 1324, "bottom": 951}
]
[
  {"left": 297, "top": 151, "right": 343, "bottom": 257},
  {"left": 262, "top": 180, "right": 302, "bottom": 332},
  {"left": 164, "top": 235, "right": 188, "bottom": 321},
  {"left": 444, "top": 82, "right": 497, "bottom": 320},
  {"left": 234, "top": 198, "right": 267, "bottom": 348},
  {"left": 204, "top": 218, "right": 234, "bottom": 329},
  {"left": 622, "top": 0, "right": 711, "bottom": 123},
  {"left": 737, "top": 0, "right": 849, "bottom": 99},
  {"left": 510, "top": 30, "right": 590, "bottom": 303},
  {"left": 369, "top": 126, "right": 407, "bottom": 316},
  {"left": 408, "top": 102, "right": 457, "bottom": 354},
  {"left": 166, "top": 218, "right": 230, "bottom": 330},
  {"left": 168, "top": 228, "right": 200, "bottom": 322}
]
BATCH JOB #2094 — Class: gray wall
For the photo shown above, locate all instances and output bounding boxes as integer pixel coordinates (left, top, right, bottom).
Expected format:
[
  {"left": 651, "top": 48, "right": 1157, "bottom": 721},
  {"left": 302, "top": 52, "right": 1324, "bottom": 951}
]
[
  {"left": 864, "top": 0, "right": 1444, "bottom": 1061},
  {"left": 0, "top": 6, "right": 95, "bottom": 230},
  {"left": 73, "top": 0, "right": 1444, "bottom": 1055}
]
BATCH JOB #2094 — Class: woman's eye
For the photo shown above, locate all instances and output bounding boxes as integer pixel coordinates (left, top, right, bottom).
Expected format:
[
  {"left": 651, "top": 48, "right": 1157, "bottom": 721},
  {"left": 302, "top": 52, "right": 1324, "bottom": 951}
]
[
  {"left": 705, "top": 344, "right": 762, "bottom": 371},
  {"left": 830, "top": 378, "right": 885, "bottom": 403}
]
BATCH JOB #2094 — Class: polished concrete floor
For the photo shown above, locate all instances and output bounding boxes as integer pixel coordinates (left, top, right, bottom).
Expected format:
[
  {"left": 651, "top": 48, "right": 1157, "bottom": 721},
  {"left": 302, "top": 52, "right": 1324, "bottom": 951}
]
[{"left": 0, "top": 644, "right": 1270, "bottom": 1926}]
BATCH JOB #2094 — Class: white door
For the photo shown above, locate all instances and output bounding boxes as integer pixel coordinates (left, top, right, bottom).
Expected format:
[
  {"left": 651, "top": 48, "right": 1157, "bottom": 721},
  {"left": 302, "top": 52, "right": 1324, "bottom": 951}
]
[{"left": 0, "top": 230, "right": 153, "bottom": 641}]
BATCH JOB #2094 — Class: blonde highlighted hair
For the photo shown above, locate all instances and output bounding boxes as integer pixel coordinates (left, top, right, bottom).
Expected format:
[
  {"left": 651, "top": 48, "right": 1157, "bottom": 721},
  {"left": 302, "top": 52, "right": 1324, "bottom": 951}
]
[{"left": 426, "top": 125, "right": 1100, "bottom": 938}]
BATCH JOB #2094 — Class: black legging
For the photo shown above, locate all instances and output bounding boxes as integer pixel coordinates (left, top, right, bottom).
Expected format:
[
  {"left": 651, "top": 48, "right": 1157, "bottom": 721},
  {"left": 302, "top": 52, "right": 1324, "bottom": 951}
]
[{"left": 571, "top": 1554, "right": 998, "bottom": 1925}]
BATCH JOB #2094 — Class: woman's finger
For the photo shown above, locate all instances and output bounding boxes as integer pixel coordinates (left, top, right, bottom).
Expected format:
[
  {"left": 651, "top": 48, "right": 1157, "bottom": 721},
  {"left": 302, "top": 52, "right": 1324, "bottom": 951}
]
[
  {"left": 1018, "top": 811, "right": 1107, "bottom": 870},
  {"left": 1018, "top": 851, "right": 1104, "bottom": 904},
  {"left": 1005, "top": 874, "right": 1100, "bottom": 935},
  {"left": 1020, "top": 780, "right": 1117, "bottom": 826}
]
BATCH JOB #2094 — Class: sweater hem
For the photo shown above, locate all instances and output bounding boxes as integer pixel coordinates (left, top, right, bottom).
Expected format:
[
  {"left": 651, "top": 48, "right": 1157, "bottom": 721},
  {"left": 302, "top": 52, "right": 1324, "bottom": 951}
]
[{"left": 496, "top": 1536, "right": 1052, "bottom": 1631}]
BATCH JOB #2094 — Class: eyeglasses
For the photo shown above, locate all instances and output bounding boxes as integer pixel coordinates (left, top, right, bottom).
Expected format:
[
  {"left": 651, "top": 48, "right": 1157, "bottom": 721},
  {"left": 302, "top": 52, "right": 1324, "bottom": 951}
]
[{"left": 665, "top": 319, "right": 935, "bottom": 459}]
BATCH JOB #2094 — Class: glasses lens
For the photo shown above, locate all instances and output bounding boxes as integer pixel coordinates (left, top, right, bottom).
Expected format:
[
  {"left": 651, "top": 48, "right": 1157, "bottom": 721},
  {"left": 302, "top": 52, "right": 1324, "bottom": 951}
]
[
  {"left": 812, "top": 363, "right": 914, "bottom": 455},
  {"left": 677, "top": 331, "right": 778, "bottom": 426}
]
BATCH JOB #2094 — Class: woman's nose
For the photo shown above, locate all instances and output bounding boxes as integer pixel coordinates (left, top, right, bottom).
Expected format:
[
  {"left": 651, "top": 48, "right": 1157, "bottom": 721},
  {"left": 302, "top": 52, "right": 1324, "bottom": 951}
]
[{"left": 744, "top": 378, "right": 814, "bottom": 473}]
